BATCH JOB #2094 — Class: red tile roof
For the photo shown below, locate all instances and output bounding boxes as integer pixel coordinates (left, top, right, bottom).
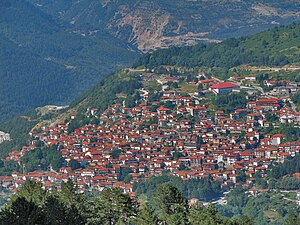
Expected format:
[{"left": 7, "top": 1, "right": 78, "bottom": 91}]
[{"left": 210, "top": 82, "right": 239, "bottom": 89}]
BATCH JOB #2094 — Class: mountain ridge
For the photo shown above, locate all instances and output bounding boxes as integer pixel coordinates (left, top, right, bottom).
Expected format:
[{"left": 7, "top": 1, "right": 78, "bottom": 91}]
[
  {"left": 29, "top": 0, "right": 300, "bottom": 52},
  {"left": 1, "top": 0, "right": 300, "bottom": 123},
  {"left": 0, "top": 0, "right": 138, "bottom": 124}
]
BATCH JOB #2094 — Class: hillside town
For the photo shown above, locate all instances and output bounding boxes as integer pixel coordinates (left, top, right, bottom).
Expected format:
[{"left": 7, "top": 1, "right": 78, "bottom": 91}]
[{"left": 1, "top": 70, "right": 300, "bottom": 204}]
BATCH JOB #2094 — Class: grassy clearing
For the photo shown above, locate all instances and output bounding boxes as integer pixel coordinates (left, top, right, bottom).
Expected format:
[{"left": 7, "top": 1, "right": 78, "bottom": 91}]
[{"left": 179, "top": 83, "right": 198, "bottom": 93}]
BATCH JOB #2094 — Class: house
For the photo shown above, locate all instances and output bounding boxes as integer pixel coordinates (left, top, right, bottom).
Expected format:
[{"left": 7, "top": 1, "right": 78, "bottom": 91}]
[
  {"left": 271, "top": 134, "right": 283, "bottom": 145},
  {"left": 209, "top": 82, "right": 239, "bottom": 95},
  {"left": 247, "top": 98, "right": 282, "bottom": 111}
]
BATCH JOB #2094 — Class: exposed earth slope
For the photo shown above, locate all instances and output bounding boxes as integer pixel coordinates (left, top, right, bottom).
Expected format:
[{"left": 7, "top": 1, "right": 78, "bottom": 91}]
[{"left": 30, "top": 0, "right": 300, "bottom": 52}]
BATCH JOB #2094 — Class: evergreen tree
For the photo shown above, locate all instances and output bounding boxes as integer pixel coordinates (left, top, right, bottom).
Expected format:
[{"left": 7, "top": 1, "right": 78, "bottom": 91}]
[
  {"left": 154, "top": 184, "right": 189, "bottom": 225},
  {"left": 12, "top": 181, "right": 46, "bottom": 206},
  {"left": 0, "top": 197, "right": 44, "bottom": 225},
  {"left": 135, "top": 204, "right": 159, "bottom": 225},
  {"left": 92, "top": 188, "right": 137, "bottom": 225}
]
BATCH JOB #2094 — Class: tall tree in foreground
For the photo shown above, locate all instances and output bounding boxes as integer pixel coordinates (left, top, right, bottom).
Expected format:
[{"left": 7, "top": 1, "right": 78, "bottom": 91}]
[
  {"left": 89, "top": 188, "right": 137, "bottom": 225},
  {"left": 154, "top": 184, "right": 189, "bottom": 225},
  {"left": 135, "top": 204, "right": 159, "bottom": 225},
  {"left": 0, "top": 197, "right": 44, "bottom": 225},
  {"left": 11, "top": 180, "right": 46, "bottom": 206}
]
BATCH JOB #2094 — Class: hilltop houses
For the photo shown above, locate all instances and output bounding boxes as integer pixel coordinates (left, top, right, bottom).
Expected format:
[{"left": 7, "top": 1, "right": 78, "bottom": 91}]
[{"left": 1, "top": 72, "right": 299, "bottom": 196}]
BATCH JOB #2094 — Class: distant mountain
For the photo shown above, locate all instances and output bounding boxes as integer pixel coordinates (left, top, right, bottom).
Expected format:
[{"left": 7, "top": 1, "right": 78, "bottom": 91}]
[
  {"left": 29, "top": 0, "right": 300, "bottom": 52},
  {"left": 0, "top": 0, "right": 138, "bottom": 124},
  {"left": 1, "top": 0, "right": 300, "bottom": 123}
]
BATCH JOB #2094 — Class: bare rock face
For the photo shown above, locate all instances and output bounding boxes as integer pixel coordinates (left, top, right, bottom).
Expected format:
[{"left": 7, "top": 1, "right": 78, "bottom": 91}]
[
  {"left": 108, "top": 2, "right": 172, "bottom": 52},
  {"left": 107, "top": 2, "right": 222, "bottom": 52},
  {"left": 97, "top": 0, "right": 300, "bottom": 52},
  {"left": 29, "top": 0, "right": 300, "bottom": 52},
  {"left": 0, "top": 131, "right": 10, "bottom": 144}
]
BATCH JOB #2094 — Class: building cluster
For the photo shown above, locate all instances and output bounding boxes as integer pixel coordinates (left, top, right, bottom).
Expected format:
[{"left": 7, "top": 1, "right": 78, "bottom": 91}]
[{"left": 0, "top": 75, "right": 299, "bottom": 197}]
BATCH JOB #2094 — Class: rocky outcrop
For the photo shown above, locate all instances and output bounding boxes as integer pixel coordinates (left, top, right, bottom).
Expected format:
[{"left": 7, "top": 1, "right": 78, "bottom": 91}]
[
  {"left": 108, "top": 2, "right": 221, "bottom": 52},
  {"left": 100, "top": 0, "right": 300, "bottom": 52},
  {"left": 30, "top": 0, "right": 300, "bottom": 52},
  {"left": 108, "top": 2, "right": 173, "bottom": 52}
]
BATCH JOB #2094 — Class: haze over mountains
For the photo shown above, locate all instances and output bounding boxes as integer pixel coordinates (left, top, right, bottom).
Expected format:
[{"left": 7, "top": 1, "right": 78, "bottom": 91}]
[
  {"left": 0, "top": 0, "right": 138, "bottom": 123},
  {"left": 30, "top": 0, "right": 300, "bottom": 52},
  {"left": 1, "top": 0, "right": 300, "bottom": 123}
]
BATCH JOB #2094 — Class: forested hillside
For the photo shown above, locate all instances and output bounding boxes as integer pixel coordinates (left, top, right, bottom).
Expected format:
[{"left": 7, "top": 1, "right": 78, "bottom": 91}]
[
  {"left": 0, "top": 0, "right": 138, "bottom": 124},
  {"left": 134, "top": 23, "right": 300, "bottom": 71},
  {"left": 0, "top": 33, "right": 74, "bottom": 121}
]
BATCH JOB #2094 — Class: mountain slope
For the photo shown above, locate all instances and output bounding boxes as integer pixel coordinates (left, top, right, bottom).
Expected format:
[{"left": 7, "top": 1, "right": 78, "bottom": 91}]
[
  {"left": 1, "top": 22, "right": 300, "bottom": 160},
  {"left": 133, "top": 23, "right": 300, "bottom": 70},
  {"left": 0, "top": 33, "right": 75, "bottom": 121},
  {"left": 29, "top": 0, "right": 300, "bottom": 52},
  {"left": 1, "top": 0, "right": 300, "bottom": 123},
  {"left": 0, "top": 0, "right": 138, "bottom": 124}
]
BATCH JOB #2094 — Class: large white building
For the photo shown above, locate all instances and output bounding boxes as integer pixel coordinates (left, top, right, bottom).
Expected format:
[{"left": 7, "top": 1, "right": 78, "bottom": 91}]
[{"left": 209, "top": 82, "right": 239, "bottom": 95}]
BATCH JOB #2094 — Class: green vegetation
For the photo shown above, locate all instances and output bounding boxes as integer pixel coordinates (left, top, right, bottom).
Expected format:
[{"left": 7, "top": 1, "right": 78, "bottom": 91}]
[
  {"left": 0, "top": 160, "right": 20, "bottom": 177},
  {"left": 0, "top": 180, "right": 256, "bottom": 225},
  {"left": 241, "top": 192, "right": 298, "bottom": 225},
  {"left": 21, "top": 145, "right": 66, "bottom": 173},
  {"left": 134, "top": 23, "right": 300, "bottom": 79},
  {"left": 0, "top": 111, "right": 39, "bottom": 156},
  {"left": 292, "top": 90, "right": 300, "bottom": 109},
  {"left": 70, "top": 70, "right": 142, "bottom": 114},
  {"left": 0, "top": 0, "right": 138, "bottom": 124},
  {"left": 0, "top": 145, "right": 66, "bottom": 176},
  {"left": 268, "top": 154, "right": 300, "bottom": 180},
  {"left": 218, "top": 187, "right": 300, "bottom": 225},
  {"left": 0, "top": 181, "right": 86, "bottom": 225},
  {"left": 133, "top": 175, "right": 222, "bottom": 201},
  {"left": 241, "top": 154, "right": 300, "bottom": 192},
  {"left": 212, "top": 92, "right": 248, "bottom": 113},
  {"left": 259, "top": 124, "right": 300, "bottom": 142}
]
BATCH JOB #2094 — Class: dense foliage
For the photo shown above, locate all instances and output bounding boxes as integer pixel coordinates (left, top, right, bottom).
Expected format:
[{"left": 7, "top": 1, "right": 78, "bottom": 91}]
[
  {"left": 268, "top": 154, "right": 300, "bottom": 180},
  {"left": 133, "top": 175, "right": 222, "bottom": 201},
  {"left": 292, "top": 90, "right": 300, "bottom": 106},
  {"left": 259, "top": 124, "right": 300, "bottom": 142},
  {"left": 134, "top": 23, "right": 300, "bottom": 74},
  {"left": 219, "top": 187, "right": 299, "bottom": 225},
  {"left": 0, "top": 110, "right": 38, "bottom": 156},
  {"left": 0, "top": 181, "right": 256, "bottom": 225},
  {"left": 21, "top": 145, "right": 66, "bottom": 173},
  {"left": 212, "top": 92, "right": 248, "bottom": 113},
  {"left": 70, "top": 70, "right": 143, "bottom": 114}
]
